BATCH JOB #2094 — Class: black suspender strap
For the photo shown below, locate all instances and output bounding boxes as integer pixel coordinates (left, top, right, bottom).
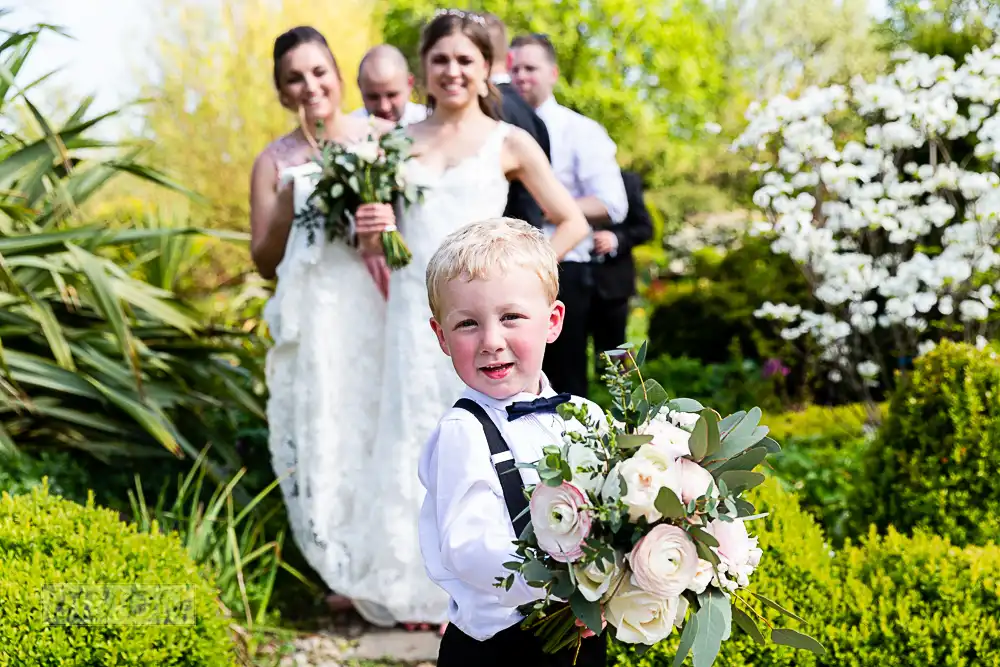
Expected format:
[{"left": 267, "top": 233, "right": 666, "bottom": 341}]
[{"left": 454, "top": 398, "right": 530, "bottom": 539}]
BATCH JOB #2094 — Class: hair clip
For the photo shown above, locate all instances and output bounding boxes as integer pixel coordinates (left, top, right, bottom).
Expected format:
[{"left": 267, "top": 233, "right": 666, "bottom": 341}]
[{"left": 433, "top": 8, "right": 487, "bottom": 26}]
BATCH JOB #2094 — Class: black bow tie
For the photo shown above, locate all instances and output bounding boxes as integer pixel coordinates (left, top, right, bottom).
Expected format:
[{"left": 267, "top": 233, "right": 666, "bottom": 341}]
[{"left": 506, "top": 393, "right": 572, "bottom": 421}]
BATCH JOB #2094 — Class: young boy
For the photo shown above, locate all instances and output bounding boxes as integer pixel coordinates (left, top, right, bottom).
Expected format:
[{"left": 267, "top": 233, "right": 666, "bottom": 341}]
[{"left": 418, "top": 218, "right": 608, "bottom": 667}]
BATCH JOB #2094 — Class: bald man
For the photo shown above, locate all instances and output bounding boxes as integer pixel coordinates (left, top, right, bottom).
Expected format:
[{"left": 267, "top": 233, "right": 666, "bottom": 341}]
[{"left": 350, "top": 45, "right": 428, "bottom": 126}]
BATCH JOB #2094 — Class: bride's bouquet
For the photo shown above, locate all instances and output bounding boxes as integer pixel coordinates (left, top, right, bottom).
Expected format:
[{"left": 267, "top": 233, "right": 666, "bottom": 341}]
[
  {"left": 295, "top": 122, "right": 425, "bottom": 269},
  {"left": 498, "top": 342, "right": 825, "bottom": 665}
]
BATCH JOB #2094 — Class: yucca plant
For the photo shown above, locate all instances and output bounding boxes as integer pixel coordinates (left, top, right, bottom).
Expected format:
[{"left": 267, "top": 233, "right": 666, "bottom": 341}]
[{"left": 0, "top": 17, "right": 265, "bottom": 470}]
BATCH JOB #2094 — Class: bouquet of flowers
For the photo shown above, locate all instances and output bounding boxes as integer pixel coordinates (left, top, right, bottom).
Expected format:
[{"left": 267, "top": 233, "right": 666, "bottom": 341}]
[
  {"left": 498, "top": 342, "right": 825, "bottom": 666},
  {"left": 295, "top": 123, "right": 425, "bottom": 269}
]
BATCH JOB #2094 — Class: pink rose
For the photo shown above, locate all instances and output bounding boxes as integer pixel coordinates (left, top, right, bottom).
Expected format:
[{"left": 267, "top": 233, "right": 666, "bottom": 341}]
[
  {"left": 627, "top": 524, "right": 699, "bottom": 598},
  {"left": 530, "top": 482, "right": 592, "bottom": 563}
]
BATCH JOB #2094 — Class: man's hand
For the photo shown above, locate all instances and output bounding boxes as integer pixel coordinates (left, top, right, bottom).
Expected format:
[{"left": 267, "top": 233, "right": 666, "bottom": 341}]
[{"left": 592, "top": 230, "right": 618, "bottom": 256}]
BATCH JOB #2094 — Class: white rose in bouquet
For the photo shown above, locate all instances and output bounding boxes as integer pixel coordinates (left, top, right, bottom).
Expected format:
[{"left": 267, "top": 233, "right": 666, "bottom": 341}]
[
  {"left": 529, "top": 482, "right": 592, "bottom": 563},
  {"left": 349, "top": 140, "right": 380, "bottom": 164},
  {"left": 641, "top": 415, "right": 692, "bottom": 459},
  {"left": 675, "top": 457, "right": 719, "bottom": 504},
  {"left": 573, "top": 551, "right": 626, "bottom": 602},
  {"left": 618, "top": 445, "right": 683, "bottom": 523},
  {"left": 705, "top": 518, "right": 763, "bottom": 593},
  {"left": 605, "top": 579, "right": 682, "bottom": 645},
  {"left": 627, "top": 524, "right": 699, "bottom": 598}
]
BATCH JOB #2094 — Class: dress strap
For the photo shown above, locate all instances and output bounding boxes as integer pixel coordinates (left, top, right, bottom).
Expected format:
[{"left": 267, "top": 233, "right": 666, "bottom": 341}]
[{"left": 453, "top": 398, "right": 530, "bottom": 538}]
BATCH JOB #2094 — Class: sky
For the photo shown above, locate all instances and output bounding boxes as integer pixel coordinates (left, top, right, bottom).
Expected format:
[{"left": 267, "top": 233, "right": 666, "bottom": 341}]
[{"left": 3, "top": 0, "right": 893, "bottom": 133}]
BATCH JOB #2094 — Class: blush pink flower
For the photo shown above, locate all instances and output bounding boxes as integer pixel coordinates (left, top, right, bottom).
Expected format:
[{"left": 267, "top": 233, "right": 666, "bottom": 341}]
[
  {"left": 530, "top": 482, "right": 592, "bottom": 563},
  {"left": 627, "top": 524, "right": 699, "bottom": 598}
]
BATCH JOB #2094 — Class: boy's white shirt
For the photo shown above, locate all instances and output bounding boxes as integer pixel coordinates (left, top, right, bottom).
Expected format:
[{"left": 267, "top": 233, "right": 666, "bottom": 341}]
[{"left": 417, "top": 373, "right": 606, "bottom": 641}]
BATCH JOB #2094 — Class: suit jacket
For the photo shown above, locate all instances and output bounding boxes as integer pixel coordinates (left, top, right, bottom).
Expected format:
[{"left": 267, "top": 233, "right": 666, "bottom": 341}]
[
  {"left": 495, "top": 81, "right": 550, "bottom": 229},
  {"left": 595, "top": 170, "right": 654, "bottom": 301}
]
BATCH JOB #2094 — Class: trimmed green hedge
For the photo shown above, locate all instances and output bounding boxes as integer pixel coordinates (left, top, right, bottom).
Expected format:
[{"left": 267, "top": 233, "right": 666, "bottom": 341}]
[
  {"left": 611, "top": 476, "right": 1000, "bottom": 666},
  {"left": 0, "top": 482, "right": 235, "bottom": 666},
  {"left": 853, "top": 340, "right": 1000, "bottom": 546}
]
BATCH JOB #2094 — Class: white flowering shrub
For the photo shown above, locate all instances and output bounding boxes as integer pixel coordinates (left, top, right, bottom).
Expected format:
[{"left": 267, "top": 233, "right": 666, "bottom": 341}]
[{"left": 733, "top": 44, "right": 1000, "bottom": 393}]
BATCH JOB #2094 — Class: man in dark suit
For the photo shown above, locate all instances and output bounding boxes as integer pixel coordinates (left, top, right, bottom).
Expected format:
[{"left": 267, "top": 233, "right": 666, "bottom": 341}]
[
  {"left": 588, "top": 170, "right": 654, "bottom": 359},
  {"left": 482, "top": 13, "right": 551, "bottom": 229}
]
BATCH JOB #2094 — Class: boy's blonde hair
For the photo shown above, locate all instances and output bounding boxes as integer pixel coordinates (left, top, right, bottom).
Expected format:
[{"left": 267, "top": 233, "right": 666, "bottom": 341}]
[{"left": 426, "top": 217, "right": 560, "bottom": 320}]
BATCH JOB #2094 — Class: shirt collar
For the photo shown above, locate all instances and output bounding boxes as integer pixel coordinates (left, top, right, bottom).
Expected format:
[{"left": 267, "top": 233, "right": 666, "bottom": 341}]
[
  {"left": 461, "top": 373, "right": 557, "bottom": 413},
  {"left": 534, "top": 95, "right": 559, "bottom": 123},
  {"left": 490, "top": 72, "right": 512, "bottom": 85}
]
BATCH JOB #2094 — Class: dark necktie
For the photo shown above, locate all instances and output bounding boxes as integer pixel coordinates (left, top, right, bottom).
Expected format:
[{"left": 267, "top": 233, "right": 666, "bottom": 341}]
[{"left": 506, "top": 393, "right": 572, "bottom": 421}]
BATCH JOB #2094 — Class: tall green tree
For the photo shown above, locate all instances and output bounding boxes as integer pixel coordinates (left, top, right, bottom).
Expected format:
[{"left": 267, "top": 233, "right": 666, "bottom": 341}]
[
  {"left": 880, "top": 0, "right": 997, "bottom": 59},
  {"left": 378, "top": 0, "right": 738, "bottom": 230}
]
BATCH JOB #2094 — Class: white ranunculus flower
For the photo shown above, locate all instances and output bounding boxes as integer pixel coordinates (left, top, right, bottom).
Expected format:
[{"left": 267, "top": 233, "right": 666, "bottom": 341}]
[
  {"left": 617, "top": 445, "right": 683, "bottom": 524},
  {"left": 640, "top": 416, "right": 691, "bottom": 459},
  {"left": 529, "top": 482, "right": 592, "bottom": 563},
  {"left": 348, "top": 140, "right": 380, "bottom": 164},
  {"left": 605, "top": 578, "right": 681, "bottom": 645},
  {"left": 566, "top": 440, "right": 604, "bottom": 494},
  {"left": 627, "top": 524, "right": 699, "bottom": 598},
  {"left": 573, "top": 551, "right": 626, "bottom": 603}
]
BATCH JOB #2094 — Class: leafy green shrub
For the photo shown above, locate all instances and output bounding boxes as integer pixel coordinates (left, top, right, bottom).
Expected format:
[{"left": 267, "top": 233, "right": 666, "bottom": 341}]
[
  {"left": 818, "top": 527, "right": 1000, "bottom": 666},
  {"left": 590, "top": 350, "right": 782, "bottom": 417},
  {"left": 0, "top": 482, "right": 235, "bottom": 666},
  {"left": 611, "top": 479, "right": 1000, "bottom": 666},
  {"left": 763, "top": 403, "right": 883, "bottom": 544},
  {"left": 852, "top": 340, "right": 1000, "bottom": 546},
  {"left": 610, "top": 477, "right": 835, "bottom": 667}
]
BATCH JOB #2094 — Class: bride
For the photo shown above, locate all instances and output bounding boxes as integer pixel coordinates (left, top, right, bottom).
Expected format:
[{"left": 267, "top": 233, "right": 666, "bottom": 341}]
[
  {"left": 250, "top": 14, "right": 588, "bottom": 630},
  {"left": 356, "top": 9, "right": 589, "bottom": 628},
  {"left": 249, "top": 26, "right": 400, "bottom": 625}
]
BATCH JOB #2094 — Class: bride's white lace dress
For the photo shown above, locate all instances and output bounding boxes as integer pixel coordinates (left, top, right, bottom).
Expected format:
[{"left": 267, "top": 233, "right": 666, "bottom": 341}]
[
  {"left": 357, "top": 121, "right": 513, "bottom": 624},
  {"left": 263, "top": 133, "right": 389, "bottom": 620},
  {"left": 263, "top": 122, "right": 511, "bottom": 626}
]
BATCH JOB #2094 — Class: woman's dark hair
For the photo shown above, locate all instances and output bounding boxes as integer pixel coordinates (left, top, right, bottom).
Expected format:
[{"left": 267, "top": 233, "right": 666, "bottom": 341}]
[
  {"left": 272, "top": 26, "right": 341, "bottom": 89},
  {"left": 419, "top": 11, "right": 502, "bottom": 120}
]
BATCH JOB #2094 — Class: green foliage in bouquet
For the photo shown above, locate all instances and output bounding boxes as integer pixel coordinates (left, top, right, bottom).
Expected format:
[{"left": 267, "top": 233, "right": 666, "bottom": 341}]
[
  {"left": 296, "top": 124, "right": 425, "bottom": 268},
  {"left": 852, "top": 340, "right": 1000, "bottom": 547},
  {"left": 0, "top": 482, "right": 235, "bottom": 665},
  {"left": 500, "top": 342, "right": 824, "bottom": 666}
]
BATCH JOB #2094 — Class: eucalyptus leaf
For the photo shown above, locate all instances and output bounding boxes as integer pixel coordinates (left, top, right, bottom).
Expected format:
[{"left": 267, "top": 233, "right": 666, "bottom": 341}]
[
  {"left": 752, "top": 592, "right": 806, "bottom": 623},
  {"left": 672, "top": 611, "right": 699, "bottom": 667},
  {"left": 718, "top": 470, "right": 765, "bottom": 493},
  {"left": 689, "top": 417, "right": 709, "bottom": 460},
  {"left": 570, "top": 591, "right": 604, "bottom": 635},
  {"left": 692, "top": 589, "right": 731, "bottom": 667},
  {"left": 732, "top": 606, "right": 766, "bottom": 645},
  {"left": 666, "top": 397, "right": 704, "bottom": 413},
  {"left": 713, "top": 446, "right": 768, "bottom": 475},
  {"left": 636, "top": 340, "right": 648, "bottom": 367},
  {"left": 717, "top": 410, "right": 746, "bottom": 436},
  {"left": 642, "top": 379, "right": 670, "bottom": 407},
  {"left": 551, "top": 571, "right": 575, "bottom": 599},
  {"left": 617, "top": 433, "right": 654, "bottom": 449},
  {"left": 695, "top": 539, "right": 720, "bottom": 566},
  {"left": 689, "top": 525, "right": 719, "bottom": 548},
  {"left": 757, "top": 436, "right": 781, "bottom": 453},
  {"left": 771, "top": 628, "right": 826, "bottom": 655},
  {"left": 521, "top": 559, "right": 552, "bottom": 583},
  {"left": 654, "top": 486, "right": 685, "bottom": 519}
]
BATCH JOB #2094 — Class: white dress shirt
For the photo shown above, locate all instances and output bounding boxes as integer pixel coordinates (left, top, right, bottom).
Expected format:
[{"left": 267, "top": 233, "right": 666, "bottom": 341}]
[
  {"left": 350, "top": 101, "right": 428, "bottom": 126},
  {"left": 417, "top": 376, "right": 605, "bottom": 641},
  {"left": 535, "top": 96, "right": 628, "bottom": 263}
]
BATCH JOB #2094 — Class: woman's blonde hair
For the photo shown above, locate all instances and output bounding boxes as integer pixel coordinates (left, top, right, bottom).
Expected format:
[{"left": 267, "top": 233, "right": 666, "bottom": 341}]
[{"left": 426, "top": 217, "right": 560, "bottom": 320}]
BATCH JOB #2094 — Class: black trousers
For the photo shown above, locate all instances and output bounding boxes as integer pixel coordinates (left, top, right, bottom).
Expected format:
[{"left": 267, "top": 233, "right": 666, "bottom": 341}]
[
  {"left": 587, "top": 293, "right": 630, "bottom": 371},
  {"left": 438, "top": 621, "right": 607, "bottom": 667},
  {"left": 543, "top": 262, "right": 593, "bottom": 397}
]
